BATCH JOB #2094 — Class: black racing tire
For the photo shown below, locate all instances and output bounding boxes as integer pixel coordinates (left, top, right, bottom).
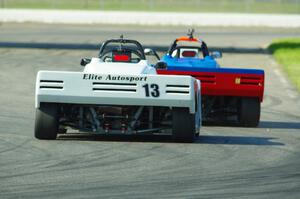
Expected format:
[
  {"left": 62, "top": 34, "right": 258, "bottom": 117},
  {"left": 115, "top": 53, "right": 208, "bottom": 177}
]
[
  {"left": 238, "top": 97, "right": 260, "bottom": 127},
  {"left": 172, "top": 107, "right": 195, "bottom": 143},
  {"left": 35, "top": 103, "right": 58, "bottom": 140}
]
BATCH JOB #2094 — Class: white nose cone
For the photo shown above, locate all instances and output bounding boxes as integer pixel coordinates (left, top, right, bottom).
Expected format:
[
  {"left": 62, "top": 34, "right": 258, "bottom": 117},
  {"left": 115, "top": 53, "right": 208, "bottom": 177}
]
[{"left": 83, "top": 58, "right": 156, "bottom": 75}]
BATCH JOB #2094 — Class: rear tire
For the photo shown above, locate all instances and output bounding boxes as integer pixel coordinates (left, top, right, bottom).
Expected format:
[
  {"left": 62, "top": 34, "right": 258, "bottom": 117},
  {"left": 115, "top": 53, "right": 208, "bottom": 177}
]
[
  {"left": 35, "top": 103, "right": 58, "bottom": 140},
  {"left": 172, "top": 108, "right": 195, "bottom": 143},
  {"left": 238, "top": 97, "right": 260, "bottom": 127}
]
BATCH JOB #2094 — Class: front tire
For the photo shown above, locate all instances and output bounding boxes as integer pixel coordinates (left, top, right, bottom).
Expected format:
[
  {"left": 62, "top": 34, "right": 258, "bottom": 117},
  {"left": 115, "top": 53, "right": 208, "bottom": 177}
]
[
  {"left": 35, "top": 103, "right": 58, "bottom": 140},
  {"left": 238, "top": 97, "right": 260, "bottom": 127},
  {"left": 172, "top": 108, "right": 195, "bottom": 143}
]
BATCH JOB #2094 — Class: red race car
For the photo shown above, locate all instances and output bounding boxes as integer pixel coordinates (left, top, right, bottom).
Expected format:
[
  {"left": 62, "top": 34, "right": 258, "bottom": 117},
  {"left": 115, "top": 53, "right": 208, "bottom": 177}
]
[{"left": 156, "top": 31, "right": 264, "bottom": 127}]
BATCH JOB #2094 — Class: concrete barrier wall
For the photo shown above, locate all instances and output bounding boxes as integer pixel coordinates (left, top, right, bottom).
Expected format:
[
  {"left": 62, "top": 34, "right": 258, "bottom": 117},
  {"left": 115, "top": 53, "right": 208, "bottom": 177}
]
[{"left": 1, "top": 9, "right": 300, "bottom": 28}]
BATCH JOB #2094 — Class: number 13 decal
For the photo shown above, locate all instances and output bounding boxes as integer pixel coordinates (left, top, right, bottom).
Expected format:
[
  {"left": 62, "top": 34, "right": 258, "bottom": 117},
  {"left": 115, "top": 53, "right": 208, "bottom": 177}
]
[{"left": 143, "top": 84, "right": 160, "bottom": 97}]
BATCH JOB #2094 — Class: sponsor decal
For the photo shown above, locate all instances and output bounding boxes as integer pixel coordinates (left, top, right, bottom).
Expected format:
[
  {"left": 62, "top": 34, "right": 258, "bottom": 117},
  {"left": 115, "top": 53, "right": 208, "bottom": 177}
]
[
  {"left": 83, "top": 74, "right": 103, "bottom": 80},
  {"left": 83, "top": 74, "right": 147, "bottom": 82}
]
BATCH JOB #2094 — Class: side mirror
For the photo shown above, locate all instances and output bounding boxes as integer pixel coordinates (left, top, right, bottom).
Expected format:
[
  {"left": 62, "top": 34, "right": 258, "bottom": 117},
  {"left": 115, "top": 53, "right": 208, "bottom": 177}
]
[
  {"left": 211, "top": 51, "right": 222, "bottom": 59},
  {"left": 155, "top": 61, "right": 168, "bottom": 70},
  {"left": 144, "top": 48, "right": 160, "bottom": 60},
  {"left": 80, "top": 58, "right": 91, "bottom": 66}
]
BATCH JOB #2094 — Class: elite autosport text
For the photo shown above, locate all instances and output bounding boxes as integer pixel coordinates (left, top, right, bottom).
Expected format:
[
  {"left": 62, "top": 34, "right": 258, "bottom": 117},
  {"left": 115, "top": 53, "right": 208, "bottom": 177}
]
[{"left": 83, "top": 74, "right": 148, "bottom": 82}]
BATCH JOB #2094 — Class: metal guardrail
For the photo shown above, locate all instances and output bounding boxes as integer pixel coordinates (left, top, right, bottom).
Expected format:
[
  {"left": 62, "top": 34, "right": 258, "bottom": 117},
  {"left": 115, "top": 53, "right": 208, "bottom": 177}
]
[{"left": 0, "top": 0, "right": 300, "bottom": 14}]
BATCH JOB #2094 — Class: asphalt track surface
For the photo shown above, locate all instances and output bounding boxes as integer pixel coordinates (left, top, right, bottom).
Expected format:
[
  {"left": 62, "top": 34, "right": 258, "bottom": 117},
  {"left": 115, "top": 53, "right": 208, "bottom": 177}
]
[{"left": 0, "top": 23, "right": 300, "bottom": 199}]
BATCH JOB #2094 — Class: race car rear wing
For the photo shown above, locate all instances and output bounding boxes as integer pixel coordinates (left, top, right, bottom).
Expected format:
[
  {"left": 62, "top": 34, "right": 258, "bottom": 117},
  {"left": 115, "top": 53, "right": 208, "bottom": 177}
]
[{"left": 36, "top": 71, "right": 200, "bottom": 113}]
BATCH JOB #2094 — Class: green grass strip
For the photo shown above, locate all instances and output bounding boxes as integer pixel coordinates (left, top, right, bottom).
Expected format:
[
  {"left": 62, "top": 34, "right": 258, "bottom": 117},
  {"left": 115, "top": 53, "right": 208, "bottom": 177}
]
[
  {"left": 1, "top": 0, "right": 300, "bottom": 14},
  {"left": 268, "top": 38, "right": 300, "bottom": 91}
]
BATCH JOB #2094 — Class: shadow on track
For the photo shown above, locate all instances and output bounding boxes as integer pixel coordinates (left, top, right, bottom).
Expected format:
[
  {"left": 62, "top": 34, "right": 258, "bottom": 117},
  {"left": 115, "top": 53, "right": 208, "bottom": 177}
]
[
  {"left": 203, "top": 120, "right": 300, "bottom": 130},
  {"left": 258, "top": 121, "right": 300, "bottom": 129},
  {"left": 0, "top": 42, "right": 268, "bottom": 54},
  {"left": 197, "top": 135, "right": 283, "bottom": 146},
  {"left": 58, "top": 133, "right": 283, "bottom": 146},
  {"left": 58, "top": 134, "right": 172, "bottom": 142}
]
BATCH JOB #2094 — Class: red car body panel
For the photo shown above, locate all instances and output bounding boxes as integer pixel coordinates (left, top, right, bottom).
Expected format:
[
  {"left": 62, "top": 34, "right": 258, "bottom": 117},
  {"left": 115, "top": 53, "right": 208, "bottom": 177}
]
[{"left": 157, "top": 70, "right": 265, "bottom": 102}]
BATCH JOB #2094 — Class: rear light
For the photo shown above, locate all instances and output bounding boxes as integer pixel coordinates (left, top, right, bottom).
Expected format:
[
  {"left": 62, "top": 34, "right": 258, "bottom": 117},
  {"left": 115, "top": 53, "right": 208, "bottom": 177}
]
[{"left": 113, "top": 54, "right": 130, "bottom": 62}]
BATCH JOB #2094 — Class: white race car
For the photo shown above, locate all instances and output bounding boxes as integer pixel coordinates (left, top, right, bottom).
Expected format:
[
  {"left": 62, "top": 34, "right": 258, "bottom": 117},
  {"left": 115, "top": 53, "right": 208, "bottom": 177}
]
[{"left": 35, "top": 38, "right": 201, "bottom": 142}]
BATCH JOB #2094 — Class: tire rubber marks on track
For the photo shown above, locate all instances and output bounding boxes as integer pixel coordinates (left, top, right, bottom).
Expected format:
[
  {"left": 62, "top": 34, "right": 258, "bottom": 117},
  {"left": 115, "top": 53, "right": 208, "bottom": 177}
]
[
  {"left": 273, "top": 68, "right": 298, "bottom": 99},
  {"left": 274, "top": 69, "right": 288, "bottom": 85}
]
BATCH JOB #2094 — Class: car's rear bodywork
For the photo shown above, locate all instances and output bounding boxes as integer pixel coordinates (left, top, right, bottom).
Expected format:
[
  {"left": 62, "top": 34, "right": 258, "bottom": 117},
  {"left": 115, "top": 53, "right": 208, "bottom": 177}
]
[
  {"left": 158, "top": 65, "right": 264, "bottom": 102},
  {"left": 36, "top": 71, "right": 198, "bottom": 113}
]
